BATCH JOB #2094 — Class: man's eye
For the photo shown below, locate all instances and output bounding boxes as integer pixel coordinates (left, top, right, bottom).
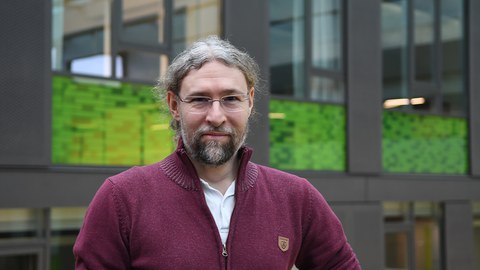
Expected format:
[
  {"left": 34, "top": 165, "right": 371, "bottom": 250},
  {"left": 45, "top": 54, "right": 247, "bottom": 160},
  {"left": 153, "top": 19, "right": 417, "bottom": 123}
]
[
  {"left": 223, "top": 96, "right": 242, "bottom": 102},
  {"left": 188, "top": 97, "right": 210, "bottom": 103}
]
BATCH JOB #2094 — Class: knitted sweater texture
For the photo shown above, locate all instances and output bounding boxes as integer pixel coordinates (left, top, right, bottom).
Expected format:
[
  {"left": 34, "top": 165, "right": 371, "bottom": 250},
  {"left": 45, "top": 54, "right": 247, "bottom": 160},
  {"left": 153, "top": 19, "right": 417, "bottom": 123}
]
[{"left": 73, "top": 146, "right": 361, "bottom": 269}]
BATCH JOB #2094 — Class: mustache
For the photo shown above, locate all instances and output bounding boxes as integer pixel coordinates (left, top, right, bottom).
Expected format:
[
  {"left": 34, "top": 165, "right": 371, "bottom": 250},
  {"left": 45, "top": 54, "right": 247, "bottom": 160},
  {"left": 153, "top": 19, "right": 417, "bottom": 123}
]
[{"left": 196, "top": 126, "right": 235, "bottom": 136}]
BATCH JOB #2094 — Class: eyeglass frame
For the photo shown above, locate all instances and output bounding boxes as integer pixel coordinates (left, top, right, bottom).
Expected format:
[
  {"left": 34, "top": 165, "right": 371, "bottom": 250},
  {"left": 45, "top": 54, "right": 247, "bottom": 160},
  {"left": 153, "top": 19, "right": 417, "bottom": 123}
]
[{"left": 175, "top": 93, "right": 250, "bottom": 114}]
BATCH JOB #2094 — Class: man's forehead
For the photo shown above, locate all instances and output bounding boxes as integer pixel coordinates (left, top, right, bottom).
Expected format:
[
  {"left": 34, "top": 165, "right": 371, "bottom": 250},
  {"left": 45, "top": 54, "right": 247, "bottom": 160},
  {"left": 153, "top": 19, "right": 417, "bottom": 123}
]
[{"left": 179, "top": 62, "right": 249, "bottom": 95}]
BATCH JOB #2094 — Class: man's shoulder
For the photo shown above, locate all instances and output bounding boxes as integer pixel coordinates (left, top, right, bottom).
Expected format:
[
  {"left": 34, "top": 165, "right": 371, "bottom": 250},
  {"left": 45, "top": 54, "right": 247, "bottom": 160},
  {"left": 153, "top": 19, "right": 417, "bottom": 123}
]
[
  {"left": 108, "top": 161, "right": 164, "bottom": 187},
  {"left": 253, "top": 163, "right": 312, "bottom": 190},
  {"left": 255, "top": 163, "right": 304, "bottom": 181}
]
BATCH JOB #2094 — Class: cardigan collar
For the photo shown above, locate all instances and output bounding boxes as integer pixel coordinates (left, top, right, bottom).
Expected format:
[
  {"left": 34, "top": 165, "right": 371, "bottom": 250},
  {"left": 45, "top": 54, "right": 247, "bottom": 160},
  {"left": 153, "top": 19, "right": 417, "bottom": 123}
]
[{"left": 159, "top": 139, "right": 258, "bottom": 192}]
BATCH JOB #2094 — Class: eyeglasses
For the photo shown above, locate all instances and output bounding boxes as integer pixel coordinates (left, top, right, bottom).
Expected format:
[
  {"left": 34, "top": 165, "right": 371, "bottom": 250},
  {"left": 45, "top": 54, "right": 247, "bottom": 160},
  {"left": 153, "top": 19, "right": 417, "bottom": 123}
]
[{"left": 176, "top": 94, "right": 249, "bottom": 114}]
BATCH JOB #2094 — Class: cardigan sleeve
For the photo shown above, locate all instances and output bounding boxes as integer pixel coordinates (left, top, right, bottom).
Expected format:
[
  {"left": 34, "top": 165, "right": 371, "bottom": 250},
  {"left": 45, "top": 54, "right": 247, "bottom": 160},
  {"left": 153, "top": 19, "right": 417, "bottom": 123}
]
[
  {"left": 73, "top": 179, "right": 131, "bottom": 270},
  {"left": 295, "top": 184, "right": 361, "bottom": 270}
]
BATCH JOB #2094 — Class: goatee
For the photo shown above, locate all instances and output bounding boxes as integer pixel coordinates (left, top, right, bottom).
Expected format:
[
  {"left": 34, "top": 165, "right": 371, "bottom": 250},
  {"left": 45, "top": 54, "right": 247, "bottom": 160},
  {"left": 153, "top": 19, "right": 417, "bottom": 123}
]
[{"left": 181, "top": 125, "right": 248, "bottom": 167}]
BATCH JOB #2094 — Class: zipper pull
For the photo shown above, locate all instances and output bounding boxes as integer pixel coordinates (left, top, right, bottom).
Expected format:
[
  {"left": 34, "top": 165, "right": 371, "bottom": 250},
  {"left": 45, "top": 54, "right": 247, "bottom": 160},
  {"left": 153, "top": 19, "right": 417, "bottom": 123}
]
[{"left": 222, "top": 244, "right": 228, "bottom": 257}]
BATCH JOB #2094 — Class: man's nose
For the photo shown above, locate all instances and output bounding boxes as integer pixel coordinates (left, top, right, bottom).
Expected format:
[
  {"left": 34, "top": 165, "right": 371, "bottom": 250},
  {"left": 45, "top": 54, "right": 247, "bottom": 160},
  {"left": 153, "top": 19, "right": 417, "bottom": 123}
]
[{"left": 205, "top": 100, "right": 226, "bottom": 127}]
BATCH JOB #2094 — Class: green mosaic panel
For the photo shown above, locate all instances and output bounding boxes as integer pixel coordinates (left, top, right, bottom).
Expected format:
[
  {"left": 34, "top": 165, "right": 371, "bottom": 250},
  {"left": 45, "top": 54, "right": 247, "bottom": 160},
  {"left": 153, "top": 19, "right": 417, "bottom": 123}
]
[
  {"left": 52, "top": 75, "right": 174, "bottom": 166},
  {"left": 383, "top": 111, "right": 468, "bottom": 174},
  {"left": 269, "top": 99, "right": 346, "bottom": 171}
]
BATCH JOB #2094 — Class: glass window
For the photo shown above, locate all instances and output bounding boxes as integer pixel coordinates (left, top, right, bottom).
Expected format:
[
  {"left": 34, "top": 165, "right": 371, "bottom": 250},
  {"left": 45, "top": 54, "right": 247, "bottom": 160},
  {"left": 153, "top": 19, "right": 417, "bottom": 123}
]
[
  {"left": 382, "top": 0, "right": 466, "bottom": 116},
  {"left": 52, "top": 0, "right": 112, "bottom": 77},
  {"left": 441, "top": 0, "right": 466, "bottom": 115},
  {"left": 309, "top": 0, "right": 344, "bottom": 103},
  {"left": 119, "top": 51, "right": 169, "bottom": 82},
  {"left": 413, "top": 0, "right": 435, "bottom": 82},
  {"left": 0, "top": 254, "right": 37, "bottom": 270},
  {"left": 311, "top": 0, "right": 342, "bottom": 71},
  {"left": 474, "top": 202, "right": 480, "bottom": 270},
  {"left": 310, "top": 76, "right": 344, "bottom": 103},
  {"left": 50, "top": 208, "right": 86, "bottom": 270},
  {"left": 0, "top": 209, "right": 44, "bottom": 240},
  {"left": 269, "top": 0, "right": 305, "bottom": 98},
  {"left": 382, "top": 0, "right": 408, "bottom": 100},
  {"left": 172, "top": 0, "right": 222, "bottom": 55},
  {"left": 414, "top": 202, "right": 442, "bottom": 270},
  {"left": 382, "top": 0, "right": 468, "bottom": 175},
  {"left": 53, "top": 0, "right": 221, "bottom": 80},
  {"left": 385, "top": 232, "right": 409, "bottom": 269},
  {"left": 384, "top": 202, "right": 442, "bottom": 270},
  {"left": 269, "top": 0, "right": 345, "bottom": 171},
  {"left": 122, "top": 0, "right": 167, "bottom": 45}
]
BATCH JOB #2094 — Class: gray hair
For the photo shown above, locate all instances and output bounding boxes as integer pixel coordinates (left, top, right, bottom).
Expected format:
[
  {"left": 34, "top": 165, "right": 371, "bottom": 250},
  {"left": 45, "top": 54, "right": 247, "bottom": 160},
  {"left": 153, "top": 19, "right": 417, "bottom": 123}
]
[{"left": 154, "top": 36, "right": 261, "bottom": 134}]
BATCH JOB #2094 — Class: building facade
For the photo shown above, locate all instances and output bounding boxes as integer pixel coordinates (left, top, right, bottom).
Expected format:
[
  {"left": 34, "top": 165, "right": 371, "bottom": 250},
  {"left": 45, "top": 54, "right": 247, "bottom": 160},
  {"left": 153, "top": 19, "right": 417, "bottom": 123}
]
[{"left": 0, "top": 0, "right": 480, "bottom": 269}]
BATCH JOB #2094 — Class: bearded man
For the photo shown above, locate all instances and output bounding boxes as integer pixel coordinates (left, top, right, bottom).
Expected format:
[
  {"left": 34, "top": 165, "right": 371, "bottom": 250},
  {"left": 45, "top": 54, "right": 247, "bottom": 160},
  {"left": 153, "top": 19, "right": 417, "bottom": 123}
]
[{"left": 73, "top": 36, "right": 361, "bottom": 270}]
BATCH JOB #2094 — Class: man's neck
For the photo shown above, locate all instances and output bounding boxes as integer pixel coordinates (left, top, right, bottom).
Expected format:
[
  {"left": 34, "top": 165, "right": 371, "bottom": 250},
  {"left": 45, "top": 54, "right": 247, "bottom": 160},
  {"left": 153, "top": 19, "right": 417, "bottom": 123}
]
[{"left": 191, "top": 157, "right": 239, "bottom": 195}]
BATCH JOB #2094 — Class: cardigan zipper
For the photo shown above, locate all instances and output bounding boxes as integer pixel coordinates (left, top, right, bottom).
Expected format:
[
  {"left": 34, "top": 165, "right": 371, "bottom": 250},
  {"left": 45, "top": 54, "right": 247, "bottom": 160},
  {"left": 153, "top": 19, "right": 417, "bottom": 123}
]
[{"left": 222, "top": 244, "right": 228, "bottom": 269}]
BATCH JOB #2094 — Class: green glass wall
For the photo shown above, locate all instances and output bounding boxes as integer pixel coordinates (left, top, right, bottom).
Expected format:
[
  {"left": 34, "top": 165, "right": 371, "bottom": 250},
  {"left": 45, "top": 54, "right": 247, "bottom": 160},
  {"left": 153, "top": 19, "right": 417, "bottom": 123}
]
[
  {"left": 383, "top": 111, "right": 468, "bottom": 174},
  {"left": 52, "top": 75, "right": 174, "bottom": 166},
  {"left": 269, "top": 99, "right": 346, "bottom": 171}
]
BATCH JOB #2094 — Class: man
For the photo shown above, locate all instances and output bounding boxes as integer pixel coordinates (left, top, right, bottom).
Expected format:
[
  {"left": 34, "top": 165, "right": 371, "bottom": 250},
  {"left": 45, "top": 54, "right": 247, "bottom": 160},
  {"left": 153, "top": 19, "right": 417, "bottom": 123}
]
[{"left": 73, "top": 36, "right": 361, "bottom": 269}]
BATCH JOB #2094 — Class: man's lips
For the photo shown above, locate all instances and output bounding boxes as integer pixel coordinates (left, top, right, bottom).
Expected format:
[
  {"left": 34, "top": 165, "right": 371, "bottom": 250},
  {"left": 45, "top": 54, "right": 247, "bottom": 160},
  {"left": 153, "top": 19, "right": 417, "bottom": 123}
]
[
  {"left": 202, "top": 132, "right": 230, "bottom": 137},
  {"left": 200, "top": 131, "right": 232, "bottom": 140}
]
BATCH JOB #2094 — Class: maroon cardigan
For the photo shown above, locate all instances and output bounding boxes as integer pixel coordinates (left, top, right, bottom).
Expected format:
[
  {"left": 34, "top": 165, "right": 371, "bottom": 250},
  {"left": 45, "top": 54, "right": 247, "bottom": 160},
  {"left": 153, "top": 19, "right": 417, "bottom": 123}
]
[{"left": 74, "top": 146, "right": 360, "bottom": 269}]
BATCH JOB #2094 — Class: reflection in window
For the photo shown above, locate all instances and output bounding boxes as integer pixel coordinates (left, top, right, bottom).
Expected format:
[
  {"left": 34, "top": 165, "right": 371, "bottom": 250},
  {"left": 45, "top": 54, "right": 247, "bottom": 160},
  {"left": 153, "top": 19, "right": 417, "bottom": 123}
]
[
  {"left": 385, "top": 232, "right": 409, "bottom": 269},
  {"left": 0, "top": 254, "right": 37, "bottom": 270},
  {"left": 50, "top": 208, "right": 85, "bottom": 270},
  {"left": 384, "top": 202, "right": 442, "bottom": 270},
  {"left": 0, "top": 208, "right": 44, "bottom": 240},
  {"left": 310, "top": 76, "right": 344, "bottom": 102},
  {"left": 0, "top": 209, "right": 45, "bottom": 270},
  {"left": 269, "top": 0, "right": 344, "bottom": 103},
  {"left": 441, "top": 0, "right": 465, "bottom": 115},
  {"left": 172, "top": 0, "right": 222, "bottom": 55},
  {"left": 382, "top": 0, "right": 408, "bottom": 100},
  {"left": 382, "top": 0, "right": 467, "bottom": 175},
  {"left": 414, "top": 0, "right": 435, "bottom": 82},
  {"left": 71, "top": 55, "right": 123, "bottom": 78},
  {"left": 309, "top": 0, "right": 343, "bottom": 103},
  {"left": 52, "top": 0, "right": 221, "bottom": 80},
  {"left": 474, "top": 202, "right": 480, "bottom": 270},
  {"left": 269, "top": 0, "right": 305, "bottom": 98},
  {"left": 414, "top": 202, "right": 441, "bottom": 270},
  {"left": 119, "top": 51, "right": 169, "bottom": 82},
  {"left": 52, "top": 0, "right": 111, "bottom": 76},
  {"left": 311, "top": 0, "right": 342, "bottom": 70},
  {"left": 382, "top": 0, "right": 466, "bottom": 115},
  {"left": 122, "top": 0, "right": 166, "bottom": 45}
]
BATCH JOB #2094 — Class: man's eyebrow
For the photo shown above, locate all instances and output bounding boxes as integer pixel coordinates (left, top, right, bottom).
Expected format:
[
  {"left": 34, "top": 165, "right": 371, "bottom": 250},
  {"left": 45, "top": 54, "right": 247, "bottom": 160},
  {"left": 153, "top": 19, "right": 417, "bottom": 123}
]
[{"left": 186, "top": 88, "right": 246, "bottom": 96}]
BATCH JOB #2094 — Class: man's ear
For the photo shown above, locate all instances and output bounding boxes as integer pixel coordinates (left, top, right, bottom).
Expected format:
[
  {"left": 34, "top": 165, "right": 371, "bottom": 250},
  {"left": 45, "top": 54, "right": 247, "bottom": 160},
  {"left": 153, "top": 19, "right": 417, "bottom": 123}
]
[
  {"left": 248, "top": 87, "right": 255, "bottom": 114},
  {"left": 167, "top": 91, "right": 180, "bottom": 120}
]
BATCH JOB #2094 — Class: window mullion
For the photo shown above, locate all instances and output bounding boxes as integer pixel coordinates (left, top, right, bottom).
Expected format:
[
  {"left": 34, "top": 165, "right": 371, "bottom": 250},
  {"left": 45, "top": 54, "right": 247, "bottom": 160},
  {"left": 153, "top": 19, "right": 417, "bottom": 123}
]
[{"left": 305, "top": 0, "right": 312, "bottom": 100}]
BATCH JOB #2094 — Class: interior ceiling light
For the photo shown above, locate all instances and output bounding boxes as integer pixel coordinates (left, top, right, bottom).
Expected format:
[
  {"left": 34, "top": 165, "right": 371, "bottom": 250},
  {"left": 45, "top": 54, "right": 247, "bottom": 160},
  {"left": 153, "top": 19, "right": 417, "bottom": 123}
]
[{"left": 383, "top": 97, "right": 426, "bottom": 109}]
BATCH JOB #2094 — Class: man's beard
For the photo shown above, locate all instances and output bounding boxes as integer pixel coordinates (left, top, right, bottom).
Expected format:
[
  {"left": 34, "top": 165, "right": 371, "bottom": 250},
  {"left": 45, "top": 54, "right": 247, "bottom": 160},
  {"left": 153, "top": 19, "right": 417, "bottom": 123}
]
[{"left": 179, "top": 121, "right": 248, "bottom": 166}]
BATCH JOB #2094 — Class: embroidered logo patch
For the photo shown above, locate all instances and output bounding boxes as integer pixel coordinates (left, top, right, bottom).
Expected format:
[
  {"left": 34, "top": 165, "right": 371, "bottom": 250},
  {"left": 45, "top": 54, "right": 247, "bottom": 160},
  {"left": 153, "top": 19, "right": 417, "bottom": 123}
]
[{"left": 278, "top": 236, "right": 289, "bottom": 252}]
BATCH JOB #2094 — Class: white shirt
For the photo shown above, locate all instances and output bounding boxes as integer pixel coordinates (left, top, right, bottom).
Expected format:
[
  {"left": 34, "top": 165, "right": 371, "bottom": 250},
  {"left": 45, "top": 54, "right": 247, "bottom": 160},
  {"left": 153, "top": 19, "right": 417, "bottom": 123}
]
[{"left": 199, "top": 179, "right": 236, "bottom": 245}]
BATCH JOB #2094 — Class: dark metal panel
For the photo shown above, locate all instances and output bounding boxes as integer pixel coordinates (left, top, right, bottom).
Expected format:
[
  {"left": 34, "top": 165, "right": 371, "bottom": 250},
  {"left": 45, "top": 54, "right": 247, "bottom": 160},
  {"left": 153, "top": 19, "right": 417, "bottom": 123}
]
[
  {"left": 443, "top": 201, "right": 474, "bottom": 270},
  {"left": 0, "top": 169, "right": 117, "bottom": 208},
  {"left": 368, "top": 176, "right": 480, "bottom": 201},
  {"left": 0, "top": 1, "right": 51, "bottom": 166},
  {"left": 300, "top": 174, "right": 366, "bottom": 202},
  {"left": 223, "top": 0, "right": 270, "bottom": 166},
  {"left": 331, "top": 203, "right": 384, "bottom": 270},
  {"left": 469, "top": 0, "right": 480, "bottom": 176},
  {"left": 4, "top": 168, "right": 480, "bottom": 207},
  {"left": 346, "top": 0, "right": 383, "bottom": 175}
]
